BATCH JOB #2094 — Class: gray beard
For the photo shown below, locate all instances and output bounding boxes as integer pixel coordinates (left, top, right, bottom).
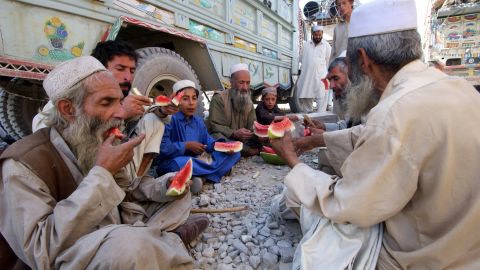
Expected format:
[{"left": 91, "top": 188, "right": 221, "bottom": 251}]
[
  {"left": 345, "top": 63, "right": 381, "bottom": 122},
  {"left": 62, "top": 112, "right": 122, "bottom": 175},
  {"left": 232, "top": 89, "right": 253, "bottom": 115}
]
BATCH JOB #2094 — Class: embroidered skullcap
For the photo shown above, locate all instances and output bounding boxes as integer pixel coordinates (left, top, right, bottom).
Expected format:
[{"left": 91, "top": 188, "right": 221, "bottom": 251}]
[
  {"left": 173, "top": 80, "right": 196, "bottom": 93},
  {"left": 312, "top": 25, "right": 324, "bottom": 32},
  {"left": 230, "top": 63, "right": 249, "bottom": 76},
  {"left": 349, "top": 0, "right": 417, "bottom": 38},
  {"left": 262, "top": 87, "right": 277, "bottom": 96},
  {"left": 43, "top": 56, "right": 106, "bottom": 101}
]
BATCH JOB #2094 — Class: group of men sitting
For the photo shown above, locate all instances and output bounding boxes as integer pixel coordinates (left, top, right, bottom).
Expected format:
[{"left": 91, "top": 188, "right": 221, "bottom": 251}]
[{"left": 1, "top": 0, "right": 480, "bottom": 269}]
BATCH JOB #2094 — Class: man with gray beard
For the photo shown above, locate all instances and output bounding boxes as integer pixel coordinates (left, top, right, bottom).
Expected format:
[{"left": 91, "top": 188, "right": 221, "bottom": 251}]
[
  {"left": 271, "top": 0, "right": 480, "bottom": 269},
  {"left": 0, "top": 56, "right": 207, "bottom": 269},
  {"left": 207, "top": 63, "right": 262, "bottom": 156}
]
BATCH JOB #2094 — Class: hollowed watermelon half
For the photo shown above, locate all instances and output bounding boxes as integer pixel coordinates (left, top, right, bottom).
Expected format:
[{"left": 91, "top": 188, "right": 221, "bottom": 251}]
[
  {"left": 262, "top": 146, "right": 276, "bottom": 154},
  {"left": 104, "top": 127, "right": 125, "bottom": 140},
  {"left": 254, "top": 121, "right": 269, "bottom": 138},
  {"left": 214, "top": 141, "right": 243, "bottom": 153},
  {"left": 166, "top": 158, "right": 193, "bottom": 196},
  {"left": 260, "top": 152, "right": 286, "bottom": 165},
  {"left": 172, "top": 91, "right": 185, "bottom": 106},
  {"left": 155, "top": 95, "right": 172, "bottom": 106},
  {"left": 267, "top": 117, "right": 295, "bottom": 139}
]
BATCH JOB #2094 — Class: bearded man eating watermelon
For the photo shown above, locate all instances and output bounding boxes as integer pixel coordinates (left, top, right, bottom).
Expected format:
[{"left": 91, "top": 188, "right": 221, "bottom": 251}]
[{"left": 154, "top": 80, "right": 241, "bottom": 183}]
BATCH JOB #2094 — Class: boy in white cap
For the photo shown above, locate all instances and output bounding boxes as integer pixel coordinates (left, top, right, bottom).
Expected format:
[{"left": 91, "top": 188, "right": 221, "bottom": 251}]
[
  {"left": 207, "top": 63, "right": 262, "bottom": 156},
  {"left": 155, "top": 80, "right": 241, "bottom": 183},
  {"left": 295, "top": 24, "right": 331, "bottom": 113},
  {"left": 271, "top": 0, "right": 480, "bottom": 269},
  {"left": 0, "top": 56, "right": 207, "bottom": 269}
]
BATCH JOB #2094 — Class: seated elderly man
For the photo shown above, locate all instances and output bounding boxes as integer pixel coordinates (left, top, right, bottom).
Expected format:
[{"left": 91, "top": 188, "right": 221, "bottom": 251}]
[
  {"left": 272, "top": 0, "right": 480, "bottom": 269},
  {"left": 207, "top": 63, "right": 262, "bottom": 156},
  {"left": 0, "top": 56, "right": 208, "bottom": 269}
]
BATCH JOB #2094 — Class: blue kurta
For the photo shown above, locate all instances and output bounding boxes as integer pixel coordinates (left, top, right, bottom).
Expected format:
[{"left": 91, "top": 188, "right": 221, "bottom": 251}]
[{"left": 155, "top": 112, "right": 240, "bottom": 183}]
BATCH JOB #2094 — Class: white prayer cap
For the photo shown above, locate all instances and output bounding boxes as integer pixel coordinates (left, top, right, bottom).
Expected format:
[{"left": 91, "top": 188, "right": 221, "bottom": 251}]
[
  {"left": 43, "top": 56, "right": 106, "bottom": 101},
  {"left": 348, "top": 0, "right": 417, "bottom": 38},
  {"left": 230, "top": 63, "right": 249, "bottom": 76},
  {"left": 312, "top": 25, "right": 324, "bottom": 32},
  {"left": 338, "top": 50, "right": 347, "bottom": 58},
  {"left": 173, "top": 79, "right": 196, "bottom": 93}
]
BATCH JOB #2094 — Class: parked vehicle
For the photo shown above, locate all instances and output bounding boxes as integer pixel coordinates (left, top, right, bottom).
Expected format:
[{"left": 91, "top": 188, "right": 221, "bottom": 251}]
[{"left": 0, "top": 0, "right": 300, "bottom": 139}]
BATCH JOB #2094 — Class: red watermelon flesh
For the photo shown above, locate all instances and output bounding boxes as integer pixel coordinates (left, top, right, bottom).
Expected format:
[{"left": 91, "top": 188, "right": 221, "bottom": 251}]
[
  {"left": 214, "top": 141, "right": 243, "bottom": 153},
  {"left": 104, "top": 127, "right": 125, "bottom": 140},
  {"left": 268, "top": 117, "right": 295, "bottom": 139},
  {"left": 166, "top": 158, "right": 193, "bottom": 196},
  {"left": 171, "top": 91, "right": 185, "bottom": 106},
  {"left": 254, "top": 121, "right": 269, "bottom": 137},
  {"left": 262, "top": 146, "right": 276, "bottom": 154},
  {"left": 155, "top": 95, "right": 172, "bottom": 106}
]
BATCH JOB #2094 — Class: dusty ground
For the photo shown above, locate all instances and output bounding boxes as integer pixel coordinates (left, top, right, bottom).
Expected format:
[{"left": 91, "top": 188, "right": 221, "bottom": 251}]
[{"left": 190, "top": 151, "right": 319, "bottom": 270}]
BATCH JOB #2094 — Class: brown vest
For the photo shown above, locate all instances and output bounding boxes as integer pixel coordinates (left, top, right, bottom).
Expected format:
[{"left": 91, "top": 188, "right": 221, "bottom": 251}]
[{"left": 0, "top": 128, "right": 77, "bottom": 270}]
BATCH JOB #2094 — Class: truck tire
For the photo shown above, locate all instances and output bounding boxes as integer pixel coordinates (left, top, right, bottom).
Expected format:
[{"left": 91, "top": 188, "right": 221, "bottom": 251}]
[
  {"left": 3, "top": 79, "right": 47, "bottom": 139},
  {"left": 133, "top": 47, "right": 205, "bottom": 116},
  {"left": 0, "top": 90, "right": 20, "bottom": 141}
]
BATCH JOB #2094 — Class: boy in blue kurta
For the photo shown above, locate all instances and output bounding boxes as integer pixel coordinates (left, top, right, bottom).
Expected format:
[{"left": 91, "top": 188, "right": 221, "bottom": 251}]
[{"left": 155, "top": 80, "right": 241, "bottom": 183}]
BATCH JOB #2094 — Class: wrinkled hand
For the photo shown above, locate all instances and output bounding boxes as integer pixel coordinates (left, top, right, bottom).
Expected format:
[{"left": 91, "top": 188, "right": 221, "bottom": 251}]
[
  {"left": 309, "top": 127, "right": 325, "bottom": 136},
  {"left": 304, "top": 118, "right": 325, "bottom": 130},
  {"left": 287, "top": 114, "right": 299, "bottom": 122},
  {"left": 185, "top": 141, "right": 206, "bottom": 154},
  {"left": 233, "top": 128, "right": 253, "bottom": 141},
  {"left": 270, "top": 131, "right": 300, "bottom": 168},
  {"left": 160, "top": 104, "right": 179, "bottom": 116},
  {"left": 95, "top": 134, "right": 146, "bottom": 175},
  {"left": 121, "top": 95, "right": 152, "bottom": 119}
]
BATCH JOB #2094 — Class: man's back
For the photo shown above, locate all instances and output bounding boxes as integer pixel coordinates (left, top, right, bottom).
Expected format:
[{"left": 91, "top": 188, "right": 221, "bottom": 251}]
[{"left": 358, "top": 61, "right": 480, "bottom": 269}]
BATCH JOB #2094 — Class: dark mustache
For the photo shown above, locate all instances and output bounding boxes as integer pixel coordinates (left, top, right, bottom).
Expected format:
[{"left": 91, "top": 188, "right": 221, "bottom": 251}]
[{"left": 119, "top": 82, "right": 131, "bottom": 88}]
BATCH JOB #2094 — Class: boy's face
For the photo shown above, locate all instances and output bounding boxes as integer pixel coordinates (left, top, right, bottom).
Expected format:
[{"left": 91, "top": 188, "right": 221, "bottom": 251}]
[{"left": 263, "top": 93, "right": 277, "bottom": 110}]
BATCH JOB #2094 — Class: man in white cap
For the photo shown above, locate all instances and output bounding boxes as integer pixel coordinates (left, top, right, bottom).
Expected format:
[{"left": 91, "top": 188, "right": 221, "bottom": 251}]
[
  {"left": 0, "top": 56, "right": 207, "bottom": 269},
  {"left": 272, "top": 0, "right": 480, "bottom": 268},
  {"left": 295, "top": 24, "right": 331, "bottom": 113},
  {"left": 207, "top": 63, "right": 262, "bottom": 156}
]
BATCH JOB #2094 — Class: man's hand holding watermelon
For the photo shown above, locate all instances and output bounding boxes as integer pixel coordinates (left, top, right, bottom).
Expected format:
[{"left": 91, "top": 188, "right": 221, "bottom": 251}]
[{"left": 270, "top": 131, "right": 300, "bottom": 168}]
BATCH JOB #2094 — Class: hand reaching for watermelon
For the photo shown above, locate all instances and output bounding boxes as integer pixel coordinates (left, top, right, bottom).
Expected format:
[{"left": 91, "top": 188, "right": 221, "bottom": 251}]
[
  {"left": 121, "top": 95, "right": 152, "bottom": 119},
  {"left": 95, "top": 133, "right": 146, "bottom": 175},
  {"left": 232, "top": 128, "right": 253, "bottom": 141},
  {"left": 270, "top": 131, "right": 300, "bottom": 168}
]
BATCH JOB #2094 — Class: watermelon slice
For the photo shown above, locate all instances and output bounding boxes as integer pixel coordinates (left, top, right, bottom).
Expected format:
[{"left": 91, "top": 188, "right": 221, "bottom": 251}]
[
  {"left": 214, "top": 141, "right": 243, "bottom": 153},
  {"left": 131, "top": 87, "right": 142, "bottom": 96},
  {"left": 171, "top": 91, "right": 185, "bottom": 106},
  {"left": 260, "top": 152, "right": 286, "bottom": 165},
  {"left": 166, "top": 158, "right": 193, "bottom": 196},
  {"left": 155, "top": 95, "right": 172, "bottom": 106},
  {"left": 267, "top": 117, "right": 295, "bottom": 139},
  {"left": 254, "top": 121, "right": 269, "bottom": 138},
  {"left": 131, "top": 87, "right": 154, "bottom": 103},
  {"left": 262, "top": 146, "right": 276, "bottom": 154},
  {"left": 104, "top": 127, "right": 125, "bottom": 140}
]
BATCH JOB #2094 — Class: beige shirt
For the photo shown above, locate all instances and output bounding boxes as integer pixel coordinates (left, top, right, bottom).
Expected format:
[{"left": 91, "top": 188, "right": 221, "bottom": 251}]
[
  {"left": 285, "top": 60, "right": 480, "bottom": 269},
  {"left": 330, "top": 21, "right": 349, "bottom": 62},
  {"left": 0, "top": 128, "right": 191, "bottom": 269}
]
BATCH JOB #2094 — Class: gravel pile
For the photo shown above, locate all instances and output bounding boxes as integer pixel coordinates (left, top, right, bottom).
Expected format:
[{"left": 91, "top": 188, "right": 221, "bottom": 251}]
[{"left": 191, "top": 152, "right": 319, "bottom": 270}]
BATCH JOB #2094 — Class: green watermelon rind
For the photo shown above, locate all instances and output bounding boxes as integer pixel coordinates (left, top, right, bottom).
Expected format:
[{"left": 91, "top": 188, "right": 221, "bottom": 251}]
[
  {"left": 260, "top": 152, "right": 286, "bottom": 165},
  {"left": 267, "top": 118, "right": 295, "bottom": 139},
  {"left": 166, "top": 158, "right": 193, "bottom": 196}
]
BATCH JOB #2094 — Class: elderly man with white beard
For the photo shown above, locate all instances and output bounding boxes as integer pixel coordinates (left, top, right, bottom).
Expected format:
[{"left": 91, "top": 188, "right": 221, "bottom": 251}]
[
  {"left": 271, "top": 0, "right": 480, "bottom": 269},
  {"left": 0, "top": 56, "right": 207, "bottom": 269},
  {"left": 207, "top": 63, "right": 262, "bottom": 156}
]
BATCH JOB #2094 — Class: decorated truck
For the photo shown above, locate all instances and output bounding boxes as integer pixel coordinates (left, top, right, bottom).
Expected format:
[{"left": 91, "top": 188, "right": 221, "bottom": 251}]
[
  {"left": 429, "top": 1, "right": 480, "bottom": 86},
  {"left": 0, "top": 0, "right": 300, "bottom": 140}
]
